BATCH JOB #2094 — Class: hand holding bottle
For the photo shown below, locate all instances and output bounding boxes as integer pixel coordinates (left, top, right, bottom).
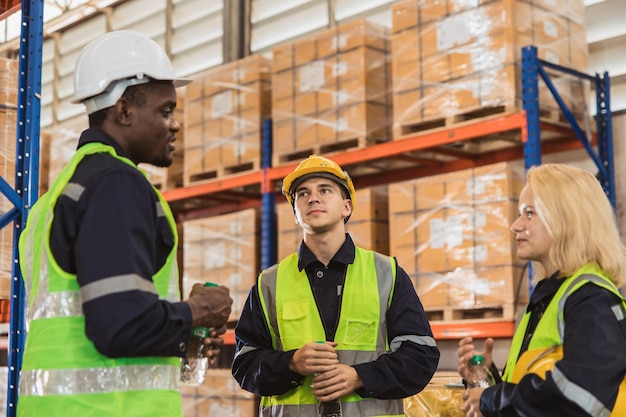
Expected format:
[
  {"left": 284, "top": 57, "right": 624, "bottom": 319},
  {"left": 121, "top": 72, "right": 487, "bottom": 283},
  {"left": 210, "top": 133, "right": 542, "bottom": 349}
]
[
  {"left": 457, "top": 336, "right": 494, "bottom": 382},
  {"left": 181, "top": 282, "right": 232, "bottom": 385}
]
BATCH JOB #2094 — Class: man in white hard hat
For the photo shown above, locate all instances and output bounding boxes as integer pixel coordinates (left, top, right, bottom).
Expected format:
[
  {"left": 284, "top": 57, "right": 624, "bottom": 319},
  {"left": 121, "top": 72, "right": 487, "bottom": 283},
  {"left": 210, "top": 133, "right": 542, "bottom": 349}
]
[
  {"left": 17, "top": 30, "right": 233, "bottom": 417},
  {"left": 232, "top": 155, "right": 440, "bottom": 417}
]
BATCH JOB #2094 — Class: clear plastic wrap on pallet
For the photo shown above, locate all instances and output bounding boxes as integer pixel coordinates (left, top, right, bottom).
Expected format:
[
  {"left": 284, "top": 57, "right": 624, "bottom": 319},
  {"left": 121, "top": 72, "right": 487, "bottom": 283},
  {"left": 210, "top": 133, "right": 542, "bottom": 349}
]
[
  {"left": 182, "top": 208, "right": 260, "bottom": 322},
  {"left": 391, "top": 0, "right": 590, "bottom": 139},
  {"left": 184, "top": 54, "right": 271, "bottom": 185},
  {"left": 180, "top": 368, "right": 258, "bottom": 416},
  {"left": 388, "top": 161, "right": 529, "bottom": 320},
  {"left": 271, "top": 19, "right": 392, "bottom": 165},
  {"left": 276, "top": 185, "right": 390, "bottom": 260},
  {"left": 43, "top": 115, "right": 88, "bottom": 187},
  {"left": 0, "top": 57, "right": 18, "bottom": 299}
]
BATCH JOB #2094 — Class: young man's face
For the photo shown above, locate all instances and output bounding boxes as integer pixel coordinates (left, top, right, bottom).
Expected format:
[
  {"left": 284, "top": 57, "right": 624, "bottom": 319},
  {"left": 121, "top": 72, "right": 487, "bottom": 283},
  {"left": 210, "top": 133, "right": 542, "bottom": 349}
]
[
  {"left": 124, "top": 82, "right": 180, "bottom": 167},
  {"left": 293, "top": 177, "right": 352, "bottom": 233}
]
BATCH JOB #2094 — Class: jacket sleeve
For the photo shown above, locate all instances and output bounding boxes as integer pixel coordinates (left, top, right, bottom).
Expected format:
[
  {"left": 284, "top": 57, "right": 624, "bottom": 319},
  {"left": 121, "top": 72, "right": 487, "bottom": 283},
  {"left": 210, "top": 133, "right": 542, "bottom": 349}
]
[
  {"left": 64, "top": 167, "right": 192, "bottom": 358},
  {"left": 352, "top": 265, "right": 440, "bottom": 399},
  {"left": 232, "top": 281, "right": 306, "bottom": 396},
  {"left": 480, "top": 283, "right": 626, "bottom": 417}
]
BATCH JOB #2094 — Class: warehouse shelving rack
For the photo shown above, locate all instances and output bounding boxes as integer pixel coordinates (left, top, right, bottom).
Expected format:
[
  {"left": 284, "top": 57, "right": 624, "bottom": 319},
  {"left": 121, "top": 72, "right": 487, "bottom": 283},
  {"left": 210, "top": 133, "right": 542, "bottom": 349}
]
[
  {"left": 0, "top": 1, "right": 615, "bottom": 414},
  {"left": 163, "top": 46, "right": 615, "bottom": 343}
]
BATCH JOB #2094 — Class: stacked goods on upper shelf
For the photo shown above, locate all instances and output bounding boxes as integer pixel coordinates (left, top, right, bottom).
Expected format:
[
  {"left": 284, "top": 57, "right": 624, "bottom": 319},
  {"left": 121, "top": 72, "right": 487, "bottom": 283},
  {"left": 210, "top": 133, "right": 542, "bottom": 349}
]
[
  {"left": 181, "top": 208, "right": 260, "bottom": 323},
  {"left": 271, "top": 19, "right": 392, "bottom": 165},
  {"left": 391, "top": 0, "right": 589, "bottom": 139},
  {"left": 41, "top": 95, "right": 185, "bottom": 192},
  {"left": 0, "top": 58, "right": 18, "bottom": 299},
  {"left": 180, "top": 368, "right": 257, "bottom": 416},
  {"left": 276, "top": 185, "right": 390, "bottom": 259},
  {"left": 183, "top": 54, "right": 271, "bottom": 185},
  {"left": 388, "top": 161, "right": 529, "bottom": 322}
]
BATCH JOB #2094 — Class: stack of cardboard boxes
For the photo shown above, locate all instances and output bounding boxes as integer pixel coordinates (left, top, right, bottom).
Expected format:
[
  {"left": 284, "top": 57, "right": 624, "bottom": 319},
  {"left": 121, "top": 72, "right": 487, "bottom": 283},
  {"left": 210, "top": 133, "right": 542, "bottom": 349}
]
[
  {"left": 184, "top": 55, "right": 271, "bottom": 184},
  {"left": 391, "top": 0, "right": 588, "bottom": 138},
  {"left": 272, "top": 19, "right": 393, "bottom": 164},
  {"left": 389, "top": 161, "right": 529, "bottom": 321},
  {"left": 0, "top": 57, "right": 18, "bottom": 300}
]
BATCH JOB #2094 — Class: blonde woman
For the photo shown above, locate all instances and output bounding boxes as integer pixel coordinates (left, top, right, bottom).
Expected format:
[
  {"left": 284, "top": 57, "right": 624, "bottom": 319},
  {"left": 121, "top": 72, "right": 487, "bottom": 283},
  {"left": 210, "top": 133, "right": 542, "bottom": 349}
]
[{"left": 457, "top": 163, "right": 626, "bottom": 417}]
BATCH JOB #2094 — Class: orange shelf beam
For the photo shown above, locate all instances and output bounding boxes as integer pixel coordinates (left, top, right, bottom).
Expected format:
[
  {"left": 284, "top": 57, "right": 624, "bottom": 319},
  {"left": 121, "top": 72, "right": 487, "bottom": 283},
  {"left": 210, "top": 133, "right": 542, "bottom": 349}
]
[
  {"left": 162, "top": 170, "right": 265, "bottom": 202},
  {"left": 265, "top": 111, "right": 530, "bottom": 183},
  {"left": 0, "top": 0, "right": 20, "bottom": 21},
  {"left": 431, "top": 320, "right": 515, "bottom": 340},
  {"left": 220, "top": 322, "right": 515, "bottom": 345}
]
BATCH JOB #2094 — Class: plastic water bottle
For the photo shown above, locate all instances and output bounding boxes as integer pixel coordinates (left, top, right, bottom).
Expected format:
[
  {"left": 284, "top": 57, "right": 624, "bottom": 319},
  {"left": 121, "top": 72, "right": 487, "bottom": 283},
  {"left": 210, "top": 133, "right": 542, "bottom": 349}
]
[
  {"left": 466, "top": 354, "right": 495, "bottom": 388},
  {"left": 180, "top": 282, "right": 218, "bottom": 385},
  {"left": 314, "top": 341, "right": 342, "bottom": 417},
  {"left": 180, "top": 325, "right": 211, "bottom": 385}
]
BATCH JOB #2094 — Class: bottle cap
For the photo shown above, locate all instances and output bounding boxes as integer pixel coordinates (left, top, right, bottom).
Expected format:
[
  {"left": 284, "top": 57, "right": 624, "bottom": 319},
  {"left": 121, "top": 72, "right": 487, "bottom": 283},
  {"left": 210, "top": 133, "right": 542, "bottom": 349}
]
[
  {"left": 469, "top": 355, "right": 485, "bottom": 366},
  {"left": 192, "top": 326, "right": 211, "bottom": 338},
  {"left": 204, "top": 282, "right": 219, "bottom": 287}
]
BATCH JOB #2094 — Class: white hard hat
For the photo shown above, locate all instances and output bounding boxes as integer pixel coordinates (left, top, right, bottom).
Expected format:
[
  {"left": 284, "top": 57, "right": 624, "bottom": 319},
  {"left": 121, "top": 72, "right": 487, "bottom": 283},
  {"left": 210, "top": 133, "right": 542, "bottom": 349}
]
[{"left": 72, "top": 30, "right": 191, "bottom": 114}]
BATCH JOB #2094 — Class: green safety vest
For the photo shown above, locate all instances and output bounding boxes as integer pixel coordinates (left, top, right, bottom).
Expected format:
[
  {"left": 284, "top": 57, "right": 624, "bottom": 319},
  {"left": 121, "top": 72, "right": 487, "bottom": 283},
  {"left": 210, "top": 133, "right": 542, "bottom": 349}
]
[
  {"left": 256, "top": 247, "right": 405, "bottom": 417},
  {"left": 502, "top": 263, "right": 626, "bottom": 416},
  {"left": 17, "top": 142, "right": 183, "bottom": 417}
]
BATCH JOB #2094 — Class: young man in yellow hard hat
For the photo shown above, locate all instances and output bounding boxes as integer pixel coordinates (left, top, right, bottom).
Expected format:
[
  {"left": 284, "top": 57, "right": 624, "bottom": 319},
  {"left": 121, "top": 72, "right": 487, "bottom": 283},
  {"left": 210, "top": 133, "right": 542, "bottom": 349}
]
[{"left": 232, "top": 155, "right": 440, "bottom": 417}]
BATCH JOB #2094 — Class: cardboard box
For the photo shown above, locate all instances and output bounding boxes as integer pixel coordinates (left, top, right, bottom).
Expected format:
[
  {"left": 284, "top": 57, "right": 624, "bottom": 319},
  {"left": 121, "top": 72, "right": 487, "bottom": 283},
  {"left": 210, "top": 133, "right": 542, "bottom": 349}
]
[{"left": 182, "top": 209, "right": 260, "bottom": 322}]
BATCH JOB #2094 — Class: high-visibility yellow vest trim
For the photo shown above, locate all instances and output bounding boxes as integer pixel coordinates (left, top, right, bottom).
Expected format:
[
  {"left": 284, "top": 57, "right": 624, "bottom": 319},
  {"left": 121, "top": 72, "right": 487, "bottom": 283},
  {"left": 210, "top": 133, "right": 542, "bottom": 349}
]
[
  {"left": 503, "top": 263, "right": 626, "bottom": 417},
  {"left": 17, "top": 142, "right": 182, "bottom": 417},
  {"left": 257, "top": 247, "right": 404, "bottom": 417}
]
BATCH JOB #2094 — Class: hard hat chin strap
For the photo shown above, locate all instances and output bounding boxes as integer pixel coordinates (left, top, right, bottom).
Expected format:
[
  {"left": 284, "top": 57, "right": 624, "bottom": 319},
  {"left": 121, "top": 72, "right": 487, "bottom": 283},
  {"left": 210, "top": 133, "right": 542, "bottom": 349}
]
[{"left": 83, "top": 75, "right": 151, "bottom": 114}]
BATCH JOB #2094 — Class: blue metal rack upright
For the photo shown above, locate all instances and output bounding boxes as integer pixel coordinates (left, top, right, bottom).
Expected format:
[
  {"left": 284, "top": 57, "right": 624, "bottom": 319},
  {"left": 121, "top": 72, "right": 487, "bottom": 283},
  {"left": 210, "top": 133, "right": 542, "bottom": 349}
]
[
  {"left": 521, "top": 45, "right": 615, "bottom": 205},
  {"left": 0, "top": 1, "right": 44, "bottom": 416}
]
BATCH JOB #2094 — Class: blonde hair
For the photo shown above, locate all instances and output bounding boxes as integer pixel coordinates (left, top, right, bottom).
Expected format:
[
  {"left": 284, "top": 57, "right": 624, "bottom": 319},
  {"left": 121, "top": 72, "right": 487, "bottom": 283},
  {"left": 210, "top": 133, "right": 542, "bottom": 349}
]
[{"left": 527, "top": 163, "right": 626, "bottom": 287}]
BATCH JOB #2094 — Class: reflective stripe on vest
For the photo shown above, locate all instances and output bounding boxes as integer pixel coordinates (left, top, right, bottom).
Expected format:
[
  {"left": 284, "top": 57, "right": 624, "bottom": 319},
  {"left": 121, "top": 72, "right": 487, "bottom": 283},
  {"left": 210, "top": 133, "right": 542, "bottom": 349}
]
[
  {"left": 17, "top": 142, "right": 182, "bottom": 417},
  {"left": 256, "top": 248, "right": 405, "bottom": 417},
  {"left": 503, "top": 263, "right": 626, "bottom": 417}
]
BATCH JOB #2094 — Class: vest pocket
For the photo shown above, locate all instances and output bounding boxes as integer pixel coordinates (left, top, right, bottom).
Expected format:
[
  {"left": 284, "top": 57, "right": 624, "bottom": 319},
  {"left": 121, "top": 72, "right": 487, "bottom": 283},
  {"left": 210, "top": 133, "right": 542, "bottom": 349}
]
[
  {"left": 342, "top": 319, "right": 377, "bottom": 347},
  {"left": 280, "top": 301, "right": 313, "bottom": 348}
]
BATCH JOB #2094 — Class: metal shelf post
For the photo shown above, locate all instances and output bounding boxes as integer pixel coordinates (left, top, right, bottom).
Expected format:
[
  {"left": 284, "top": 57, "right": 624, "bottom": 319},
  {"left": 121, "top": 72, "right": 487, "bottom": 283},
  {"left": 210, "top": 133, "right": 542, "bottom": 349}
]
[
  {"left": 260, "top": 118, "right": 276, "bottom": 269},
  {"left": 4, "top": 1, "right": 44, "bottom": 416},
  {"left": 522, "top": 45, "right": 615, "bottom": 207}
]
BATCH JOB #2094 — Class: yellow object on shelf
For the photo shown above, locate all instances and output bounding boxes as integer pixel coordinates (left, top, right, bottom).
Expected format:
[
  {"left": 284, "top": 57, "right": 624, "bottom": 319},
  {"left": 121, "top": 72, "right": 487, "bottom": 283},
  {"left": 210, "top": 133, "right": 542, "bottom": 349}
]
[{"left": 404, "top": 372, "right": 465, "bottom": 417}]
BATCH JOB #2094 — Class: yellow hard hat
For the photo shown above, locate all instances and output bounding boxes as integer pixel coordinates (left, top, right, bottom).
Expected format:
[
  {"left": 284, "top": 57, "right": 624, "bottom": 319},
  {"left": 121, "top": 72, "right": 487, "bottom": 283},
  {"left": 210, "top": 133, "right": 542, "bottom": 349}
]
[{"left": 282, "top": 154, "right": 356, "bottom": 210}]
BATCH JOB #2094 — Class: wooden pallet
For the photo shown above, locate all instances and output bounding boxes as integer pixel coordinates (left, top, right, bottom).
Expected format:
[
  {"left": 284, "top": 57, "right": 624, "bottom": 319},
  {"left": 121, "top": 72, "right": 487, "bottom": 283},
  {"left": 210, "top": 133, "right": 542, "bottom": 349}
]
[
  {"left": 184, "top": 159, "right": 261, "bottom": 186},
  {"left": 425, "top": 303, "right": 516, "bottom": 323},
  {"left": 393, "top": 105, "right": 517, "bottom": 140},
  {"left": 273, "top": 135, "right": 387, "bottom": 166}
]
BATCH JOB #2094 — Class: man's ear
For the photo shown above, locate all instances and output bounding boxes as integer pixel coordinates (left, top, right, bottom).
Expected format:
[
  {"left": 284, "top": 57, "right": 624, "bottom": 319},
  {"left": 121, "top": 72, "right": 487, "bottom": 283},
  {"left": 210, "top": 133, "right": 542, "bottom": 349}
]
[{"left": 115, "top": 98, "right": 132, "bottom": 126}]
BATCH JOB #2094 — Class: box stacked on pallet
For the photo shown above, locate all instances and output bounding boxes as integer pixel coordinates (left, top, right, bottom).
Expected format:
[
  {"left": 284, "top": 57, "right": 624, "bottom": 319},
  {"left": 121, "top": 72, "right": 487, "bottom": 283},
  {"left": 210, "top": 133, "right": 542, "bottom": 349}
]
[
  {"left": 0, "top": 57, "right": 18, "bottom": 299},
  {"left": 180, "top": 368, "right": 258, "bottom": 417},
  {"left": 391, "top": 0, "right": 589, "bottom": 139},
  {"left": 276, "top": 185, "right": 390, "bottom": 260},
  {"left": 182, "top": 208, "right": 260, "bottom": 323},
  {"left": 184, "top": 55, "right": 271, "bottom": 185},
  {"left": 388, "top": 161, "right": 529, "bottom": 321},
  {"left": 272, "top": 19, "right": 392, "bottom": 166}
]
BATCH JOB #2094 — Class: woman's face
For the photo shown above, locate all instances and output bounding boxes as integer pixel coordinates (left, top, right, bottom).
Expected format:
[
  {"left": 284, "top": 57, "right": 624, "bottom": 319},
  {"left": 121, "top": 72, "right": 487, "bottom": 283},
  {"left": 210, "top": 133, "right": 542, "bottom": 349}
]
[{"left": 510, "top": 184, "right": 555, "bottom": 273}]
